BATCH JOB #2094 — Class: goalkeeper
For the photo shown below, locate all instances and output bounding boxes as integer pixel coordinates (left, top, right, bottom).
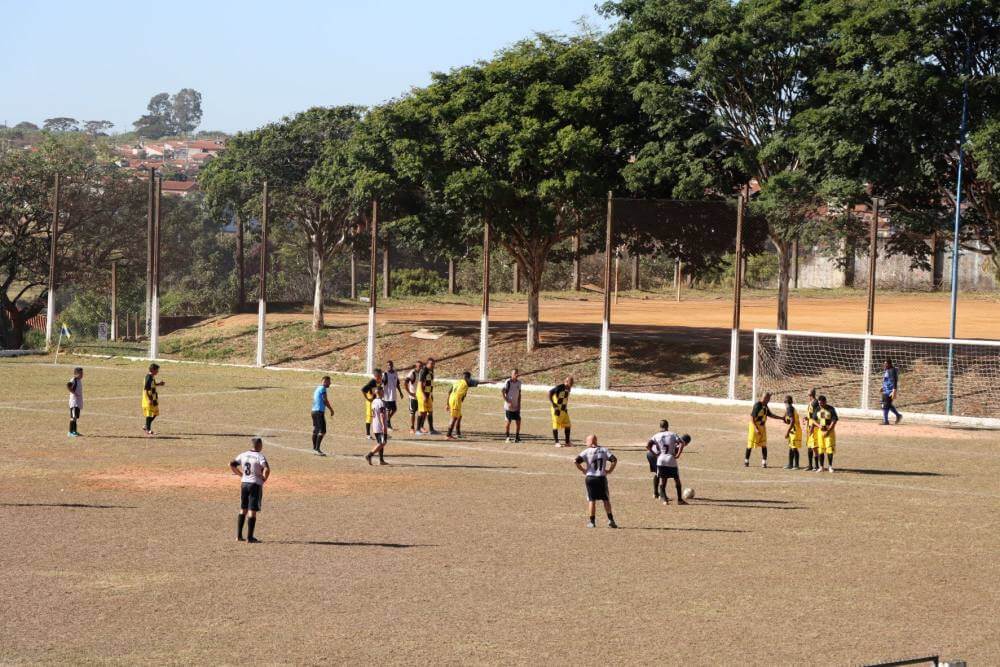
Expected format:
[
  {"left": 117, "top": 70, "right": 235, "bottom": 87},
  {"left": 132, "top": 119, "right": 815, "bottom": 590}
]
[{"left": 881, "top": 358, "right": 902, "bottom": 425}]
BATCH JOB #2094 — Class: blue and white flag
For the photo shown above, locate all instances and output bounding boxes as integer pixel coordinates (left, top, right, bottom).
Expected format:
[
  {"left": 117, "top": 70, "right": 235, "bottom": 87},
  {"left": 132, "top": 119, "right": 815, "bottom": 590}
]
[{"left": 60, "top": 323, "right": 72, "bottom": 339}]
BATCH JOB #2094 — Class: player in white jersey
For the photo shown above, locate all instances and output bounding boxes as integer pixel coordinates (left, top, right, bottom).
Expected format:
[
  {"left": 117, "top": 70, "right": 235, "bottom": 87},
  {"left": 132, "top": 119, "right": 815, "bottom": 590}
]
[
  {"left": 502, "top": 368, "right": 523, "bottom": 443},
  {"left": 650, "top": 428, "right": 690, "bottom": 505},
  {"left": 404, "top": 360, "right": 424, "bottom": 434},
  {"left": 66, "top": 366, "right": 84, "bottom": 437},
  {"left": 382, "top": 360, "right": 402, "bottom": 430},
  {"left": 574, "top": 434, "right": 618, "bottom": 528},
  {"left": 365, "top": 388, "right": 390, "bottom": 466},
  {"left": 230, "top": 438, "right": 270, "bottom": 543},
  {"left": 645, "top": 419, "right": 677, "bottom": 499}
]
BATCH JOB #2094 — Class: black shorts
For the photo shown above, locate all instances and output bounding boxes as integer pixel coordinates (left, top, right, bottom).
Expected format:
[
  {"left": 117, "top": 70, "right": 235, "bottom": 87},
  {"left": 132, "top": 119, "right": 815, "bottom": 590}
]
[
  {"left": 505, "top": 410, "right": 521, "bottom": 422},
  {"left": 384, "top": 401, "right": 397, "bottom": 412},
  {"left": 409, "top": 398, "right": 419, "bottom": 415},
  {"left": 585, "top": 476, "right": 610, "bottom": 502},
  {"left": 646, "top": 451, "right": 657, "bottom": 473},
  {"left": 374, "top": 432, "right": 387, "bottom": 445},
  {"left": 311, "top": 411, "right": 326, "bottom": 434},
  {"left": 70, "top": 406, "right": 81, "bottom": 419},
  {"left": 240, "top": 482, "right": 263, "bottom": 511},
  {"left": 657, "top": 465, "right": 680, "bottom": 480}
]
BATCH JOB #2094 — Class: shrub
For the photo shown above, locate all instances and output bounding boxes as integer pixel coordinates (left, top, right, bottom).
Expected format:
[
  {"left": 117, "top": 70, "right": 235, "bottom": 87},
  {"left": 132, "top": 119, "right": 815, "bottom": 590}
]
[{"left": 391, "top": 268, "right": 446, "bottom": 296}]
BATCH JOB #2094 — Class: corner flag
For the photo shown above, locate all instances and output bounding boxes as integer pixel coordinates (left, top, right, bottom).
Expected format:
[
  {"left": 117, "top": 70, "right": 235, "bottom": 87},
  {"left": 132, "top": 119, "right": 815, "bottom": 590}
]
[{"left": 60, "top": 323, "right": 72, "bottom": 339}]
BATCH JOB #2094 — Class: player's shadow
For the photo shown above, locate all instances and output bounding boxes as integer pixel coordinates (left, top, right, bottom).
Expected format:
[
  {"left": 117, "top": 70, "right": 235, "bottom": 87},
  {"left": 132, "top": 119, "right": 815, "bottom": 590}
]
[
  {"left": 270, "top": 540, "right": 434, "bottom": 549},
  {"left": 695, "top": 498, "right": 805, "bottom": 510},
  {"left": 88, "top": 435, "right": 194, "bottom": 440},
  {"left": 835, "top": 468, "right": 945, "bottom": 477},
  {"left": 698, "top": 497, "right": 791, "bottom": 504},
  {"left": 0, "top": 502, "right": 136, "bottom": 509},
  {"left": 622, "top": 526, "right": 749, "bottom": 534},
  {"left": 388, "top": 463, "right": 519, "bottom": 470}
]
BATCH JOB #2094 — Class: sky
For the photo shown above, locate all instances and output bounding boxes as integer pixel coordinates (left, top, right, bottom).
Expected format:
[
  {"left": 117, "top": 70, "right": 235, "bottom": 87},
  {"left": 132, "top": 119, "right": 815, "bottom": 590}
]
[{"left": 1, "top": 0, "right": 610, "bottom": 134}]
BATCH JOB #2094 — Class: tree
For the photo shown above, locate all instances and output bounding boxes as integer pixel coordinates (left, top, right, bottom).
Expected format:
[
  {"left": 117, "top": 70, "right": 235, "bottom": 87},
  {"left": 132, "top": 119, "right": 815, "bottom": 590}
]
[
  {"left": 606, "top": 0, "right": 830, "bottom": 330},
  {"left": 82, "top": 120, "right": 115, "bottom": 136},
  {"left": 172, "top": 88, "right": 203, "bottom": 134},
  {"left": 14, "top": 122, "right": 39, "bottom": 131},
  {"left": 43, "top": 117, "right": 80, "bottom": 132},
  {"left": 390, "top": 33, "right": 641, "bottom": 352}
]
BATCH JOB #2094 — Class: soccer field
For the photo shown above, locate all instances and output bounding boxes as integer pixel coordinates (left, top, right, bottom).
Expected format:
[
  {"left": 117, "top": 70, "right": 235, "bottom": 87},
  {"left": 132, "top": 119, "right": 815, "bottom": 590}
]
[{"left": 2, "top": 356, "right": 999, "bottom": 664}]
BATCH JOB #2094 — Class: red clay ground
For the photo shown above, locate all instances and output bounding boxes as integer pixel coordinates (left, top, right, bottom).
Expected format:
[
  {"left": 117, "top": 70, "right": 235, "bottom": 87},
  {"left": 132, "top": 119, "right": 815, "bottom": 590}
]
[{"left": 1, "top": 356, "right": 998, "bottom": 664}]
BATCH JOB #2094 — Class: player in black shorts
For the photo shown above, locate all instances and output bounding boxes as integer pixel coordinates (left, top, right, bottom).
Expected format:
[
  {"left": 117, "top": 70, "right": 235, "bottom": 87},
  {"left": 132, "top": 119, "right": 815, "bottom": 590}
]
[
  {"left": 230, "top": 438, "right": 270, "bottom": 543},
  {"left": 404, "top": 360, "right": 423, "bottom": 434},
  {"left": 574, "top": 434, "right": 618, "bottom": 528}
]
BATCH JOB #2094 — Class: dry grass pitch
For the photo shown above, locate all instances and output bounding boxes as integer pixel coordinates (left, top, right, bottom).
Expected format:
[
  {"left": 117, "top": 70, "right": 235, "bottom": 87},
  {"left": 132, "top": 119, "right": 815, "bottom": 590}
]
[{"left": 2, "top": 355, "right": 999, "bottom": 664}]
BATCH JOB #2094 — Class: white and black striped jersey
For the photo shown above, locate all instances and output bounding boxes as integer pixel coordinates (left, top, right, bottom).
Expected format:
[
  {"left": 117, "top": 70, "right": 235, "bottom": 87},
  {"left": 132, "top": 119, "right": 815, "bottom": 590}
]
[{"left": 576, "top": 446, "right": 616, "bottom": 477}]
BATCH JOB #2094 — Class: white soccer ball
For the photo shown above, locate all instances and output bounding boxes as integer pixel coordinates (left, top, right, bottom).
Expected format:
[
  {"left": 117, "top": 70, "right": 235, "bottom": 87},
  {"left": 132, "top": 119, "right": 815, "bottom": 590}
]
[{"left": 682, "top": 487, "right": 695, "bottom": 500}]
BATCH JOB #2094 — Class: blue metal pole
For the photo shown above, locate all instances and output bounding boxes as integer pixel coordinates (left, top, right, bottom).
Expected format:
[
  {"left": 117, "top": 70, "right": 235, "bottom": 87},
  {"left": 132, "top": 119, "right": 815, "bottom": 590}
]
[{"left": 945, "top": 73, "right": 970, "bottom": 415}]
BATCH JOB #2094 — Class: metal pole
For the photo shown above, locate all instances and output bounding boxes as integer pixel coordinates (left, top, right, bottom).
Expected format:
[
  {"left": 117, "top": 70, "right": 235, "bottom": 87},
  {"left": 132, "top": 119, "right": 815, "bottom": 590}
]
[
  {"left": 448, "top": 258, "right": 456, "bottom": 295},
  {"left": 145, "top": 167, "right": 155, "bottom": 337},
  {"left": 478, "top": 222, "right": 491, "bottom": 381},
  {"left": 149, "top": 175, "right": 161, "bottom": 360},
  {"left": 256, "top": 181, "right": 268, "bottom": 367},
  {"left": 111, "top": 260, "right": 118, "bottom": 341},
  {"left": 45, "top": 173, "right": 60, "bottom": 351},
  {"left": 728, "top": 189, "right": 746, "bottom": 400},
  {"left": 365, "top": 200, "right": 378, "bottom": 375},
  {"left": 945, "top": 59, "right": 970, "bottom": 416},
  {"left": 599, "top": 192, "right": 613, "bottom": 391}
]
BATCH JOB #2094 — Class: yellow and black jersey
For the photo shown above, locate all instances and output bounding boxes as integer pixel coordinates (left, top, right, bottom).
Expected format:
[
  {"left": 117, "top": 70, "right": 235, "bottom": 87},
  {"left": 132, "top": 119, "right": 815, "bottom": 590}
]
[
  {"left": 817, "top": 405, "right": 838, "bottom": 429},
  {"left": 784, "top": 406, "right": 801, "bottom": 433},
  {"left": 549, "top": 383, "right": 570, "bottom": 415},
  {"left": 807, "top": 400, "right": 819, "bottom": 425},
  {"left": 361, "top": 378, "right": 381, "bottom": 401},
  {"left": 750, "top": 401, "right": 770, "bottom": 426}
]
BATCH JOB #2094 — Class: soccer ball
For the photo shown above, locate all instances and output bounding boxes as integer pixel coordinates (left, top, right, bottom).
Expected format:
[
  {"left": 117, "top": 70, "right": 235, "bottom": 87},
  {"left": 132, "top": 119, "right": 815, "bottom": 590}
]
[{"left": 682, "top": 487, "right": 695, "bottom": 500}]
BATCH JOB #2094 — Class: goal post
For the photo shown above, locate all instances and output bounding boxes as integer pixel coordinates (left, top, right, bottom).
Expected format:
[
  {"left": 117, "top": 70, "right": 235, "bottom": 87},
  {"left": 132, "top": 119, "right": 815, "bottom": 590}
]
[{"left": 753, "top": 328, "right": 1000, "bottom": 422}]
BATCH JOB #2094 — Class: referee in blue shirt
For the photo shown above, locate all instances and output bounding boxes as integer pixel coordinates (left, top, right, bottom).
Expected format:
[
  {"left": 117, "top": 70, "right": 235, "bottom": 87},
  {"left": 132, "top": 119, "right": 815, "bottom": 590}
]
[
  {"left": 312, "top": 376, "right": 335, "bottom": 455},
  {"left": 881, "top": 358, "right": 902, "bottom": 425}
]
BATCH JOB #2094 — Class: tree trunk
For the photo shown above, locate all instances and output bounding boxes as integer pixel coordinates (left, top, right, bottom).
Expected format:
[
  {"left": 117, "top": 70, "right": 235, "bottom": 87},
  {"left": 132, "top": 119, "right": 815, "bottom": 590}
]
[
  {"left": 512, "top": 261, "right": 520, "bottom": 293},
  {"left": 312, "top": 233, "right": 324, "bottom": 331},
  {"left": 931, "top": 233, "right": 945, "bottom": 291},
  {"left": 526, "top": 275, "right": 540, "bottom": 352},
  {"left": 235, "top": 213, "right": 245, "bottom": 313},
  {"left": 631, "top": 253, "right": 639, "bottom": 290},
  {"left": 572, "top": 231, "right": 581, "bottom": 291},
  {"left": 448, "top": 258, "right": 456, "bottom": 294},
  {"left": 349, "top": 250, "right": 357, "bottom": 300},
  {"left": 775, "top": 238, "right": 791, "bottom": 330},
  {"left": 842, "top": 237, "right": 856, "bottom": 288}
]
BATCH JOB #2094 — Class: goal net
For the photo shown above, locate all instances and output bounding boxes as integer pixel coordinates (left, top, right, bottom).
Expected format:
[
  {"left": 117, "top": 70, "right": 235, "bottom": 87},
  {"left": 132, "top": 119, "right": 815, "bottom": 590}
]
[{"left": 753, "top": 329, "right": 1000, "bottom": 420}]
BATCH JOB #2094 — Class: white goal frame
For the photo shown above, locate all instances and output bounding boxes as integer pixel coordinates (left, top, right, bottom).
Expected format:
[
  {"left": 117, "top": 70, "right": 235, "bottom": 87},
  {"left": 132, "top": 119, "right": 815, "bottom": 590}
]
[{"left": 752, "top": 328, "right": 1000, "bottom": 427}]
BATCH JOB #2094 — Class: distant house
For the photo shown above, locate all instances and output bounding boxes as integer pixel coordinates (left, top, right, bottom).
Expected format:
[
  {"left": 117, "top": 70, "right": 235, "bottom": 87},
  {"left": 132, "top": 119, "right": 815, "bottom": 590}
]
[{"left": 161, "top": 180, "right": 199, "bottom": 197}]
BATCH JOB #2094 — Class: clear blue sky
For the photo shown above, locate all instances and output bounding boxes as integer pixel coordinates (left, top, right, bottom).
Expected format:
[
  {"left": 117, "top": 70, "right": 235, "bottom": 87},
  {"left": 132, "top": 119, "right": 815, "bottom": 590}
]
[{"left": 1, "top": 0, "right": 609, "bottom": 134}]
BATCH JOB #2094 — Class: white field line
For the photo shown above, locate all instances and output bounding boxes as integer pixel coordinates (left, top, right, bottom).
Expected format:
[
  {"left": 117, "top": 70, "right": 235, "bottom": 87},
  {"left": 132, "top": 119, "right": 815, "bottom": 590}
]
[{"left": 5, "top": 399, "right": 999, "bottom": 500}]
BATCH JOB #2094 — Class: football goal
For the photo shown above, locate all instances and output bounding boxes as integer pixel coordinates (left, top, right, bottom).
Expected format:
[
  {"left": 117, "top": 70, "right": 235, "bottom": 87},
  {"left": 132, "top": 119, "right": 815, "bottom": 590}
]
[{"left": 752, "top": 329, "right": 1000, "bottom": 422}]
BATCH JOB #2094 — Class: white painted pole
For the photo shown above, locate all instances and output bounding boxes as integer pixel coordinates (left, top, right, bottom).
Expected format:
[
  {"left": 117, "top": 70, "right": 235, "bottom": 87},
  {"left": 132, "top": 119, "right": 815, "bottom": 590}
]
[
  {"left": 44, "top": 291, "right": 56, "bottom": 351},
  {"left": 727, "top": 328, "right": 739, "bottom": 400},
  {"left": 365, "top": 200, "right": 378, "bottom": 376},
  {"left": 860, "top": 335, "right": 873, "bottom": 410},
  {"left": 751, "top": 329, "right": 760, "bottom": 400},
  {"left": 599, "top": 319, "right": 611, "bottom": 392},
  {"left": 599, "top": 193, "right": 613, "bottom": 392},
  {"left": 256, "top": 181, "right": 269, "bottom": 368},
  {"left": 45, "top": 173, "right": 60, "bottom": 351},
  {"left": 255, "top": 299, "right": 266, "bottom": 367},
  {"left": 149, "top": 292, "right": 160, "bottom": 359},
  {"left": 478, "top": 222, "right": 491, "bottom": 382},
  {"left": 729, "top": 190, "right": 746, "bottom": 400},
  {"left": 365, "top": 307, "right": 376, "bottom": 375},
  {"left": 149, "top": 175, "right": 161, "bottom": 360}
]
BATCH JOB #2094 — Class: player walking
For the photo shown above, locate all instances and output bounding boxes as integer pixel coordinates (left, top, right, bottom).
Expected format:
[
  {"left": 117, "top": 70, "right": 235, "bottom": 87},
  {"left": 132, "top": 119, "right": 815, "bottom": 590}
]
[
  {"left": 230, "top": 437, "right": 270, "bottom": 543},
  {"left": 361, "top": 368, "right": 383, "bottom": 439},
  {"left": 805, "top": 388, "right": 820, "bottom": 471},
  {"left": 549, "top": 376, "right": 574, "bottom": 447},
  {"left": 382, "top": 360, "right": 402, "bottom": 430},
  {"left": 815, "top": 395, "right": 839, "bottom": 473},
  {"left": 881, "top": 358, "right": 902, "bottom": 425},
  {"left": 574, "top": 434, "right": 618, "bottom": 528},
  {"left": 365, "top": 387, "right": 390, "bottom": 466},
  {"left": 66, "top": 366, "right": 83, "bottom": 437},
  {"left": 416, "top": 357, "right": 438, "bottom": 436},
  {"left": 311, "top": 376, "right": 334, "bottom": 456},
  {"left": 142, "top": 363, "right": 165, "bottom": 436},
  {"left": 502, "top": 369, "right": 523, "bottom": 443},
  {"left": 745, "top": 391, "right": 780, "bottom": 468},
  {"left": 446, "top": 371, "right": 474, "bottom": 440},
  {"left": 405, "top": 360, "right": 424, "bottom": 434},
  {"left": 782, "top": 395, "right": 803, "bottom": 469}
]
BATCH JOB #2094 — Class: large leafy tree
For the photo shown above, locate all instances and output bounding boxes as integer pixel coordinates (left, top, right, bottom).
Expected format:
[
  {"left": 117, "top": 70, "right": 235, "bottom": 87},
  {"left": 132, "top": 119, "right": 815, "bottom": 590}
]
[
  {"left": 0, "top": 135, "right": 144, "bottom": 347},
  {"left": 394, "top": 33, "right": 641, "bottom": 352},
  {"left": 134, "top": 89, "right": 204, "bottom": 138},
  {"left": 607, "top": 0, "right": 829, "bottom": 329}
]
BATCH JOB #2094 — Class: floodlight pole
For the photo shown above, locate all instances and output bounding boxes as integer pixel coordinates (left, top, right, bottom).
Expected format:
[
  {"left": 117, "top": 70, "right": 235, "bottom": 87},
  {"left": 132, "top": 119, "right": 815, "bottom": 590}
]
[
  {"left": 44, "top": 173, "right": 60, "bottom": 351},
  {"left": 110, "top": 259, "right": 118, "bottom": 341},
  {"left": 145, "top": 167, "right": 155, "bottom": 337},
  {"left": 861, "top": 197, "right": 880, "bottom": 410},
  {"left": 365, "top": 200, "right": 378, "bottom": 375},
  {"left": 149, "top": 175, "right": 162, "bottom": 360},
  {"left": 728, "top": 188, "right": 746, "bottom": 400},
  {"left": 945, "top": 63, "right": 970, "bottom": 416},
  {"left": 255, "top": 181, "right": 269, "bottom": 367},
  {"left": 599, "top": 192, "right": 614, "bottom": 392},
  {"left": 478, "top": 221, "right": 491, "bottom": 382}
]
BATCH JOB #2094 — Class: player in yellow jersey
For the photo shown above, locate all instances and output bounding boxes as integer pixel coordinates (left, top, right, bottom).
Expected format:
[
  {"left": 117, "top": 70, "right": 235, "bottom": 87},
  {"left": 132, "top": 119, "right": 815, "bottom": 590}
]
[
  {"left": 782, "top": 395, "right": 803, "bottom": 469},
  {"left": 446, "top": 371, "right": 477, "bottom": 440},
  {"left": 141, "top": 363, "right": 165, "bottom": 436},
  {"left": 745, "top": 391, "right": 780, "bottom": 468},
  {"left": 361, "top": 368, "right": 383, "bottom": 439},
  {"left": 805, "top": 388, "right": 821, "bottom": 470},
  {"left": 548, "top": 376, "right": 574, "bottom": 447},
  {"left": 815, "top": 395, "right": 839, "bottom": 473}
]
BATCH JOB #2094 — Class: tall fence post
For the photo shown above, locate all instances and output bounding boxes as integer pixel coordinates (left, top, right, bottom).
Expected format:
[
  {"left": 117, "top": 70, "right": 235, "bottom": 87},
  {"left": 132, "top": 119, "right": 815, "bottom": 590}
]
[
  {"left": 728, "top": 189, "right": 746, "bottom": 400},
  {"left": 599, "top": 192, "right": 613, "bottom": 392},
  {"left": 45, "top": 172, "right": 60, "bottom": 351},
  {"left": 478, "top": 222, "right": 491, "bottom": 382},
  {"left": 365, "top": 200, "right": 378, "bottom": 375},
  {"left": 256, "top": 181, "right": 269, "bottom": 367}
]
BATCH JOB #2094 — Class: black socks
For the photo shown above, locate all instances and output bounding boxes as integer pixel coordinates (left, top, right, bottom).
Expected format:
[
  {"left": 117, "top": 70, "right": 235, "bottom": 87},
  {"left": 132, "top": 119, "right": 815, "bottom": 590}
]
[
  {"left": 69, "top": 418, "right": 77, "bottom": 433},
  {"left": 247, "top": 517, "right": 256, "bottom": 540},
  {"left": 144, "top": 416, "right": 154, "bottom": 431},
  {"left": 553, "top": 429, "right": 559, "bottom": 444},
  {"left": 237, "top": 514, "right": 245, "bottom": 539},
  {"left": 365, "top": 423, "right": 371, "bottom": 436}
]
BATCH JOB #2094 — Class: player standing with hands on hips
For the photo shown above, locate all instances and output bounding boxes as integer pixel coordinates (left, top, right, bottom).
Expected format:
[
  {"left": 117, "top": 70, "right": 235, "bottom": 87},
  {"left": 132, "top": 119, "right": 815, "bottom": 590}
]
[
  {"left": 231, "top": 437, "right": 270, "bottom": 543},
  {"left": 574, "top": 434, "right": 618, "bottom": 529}
]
